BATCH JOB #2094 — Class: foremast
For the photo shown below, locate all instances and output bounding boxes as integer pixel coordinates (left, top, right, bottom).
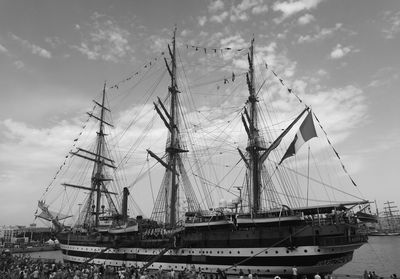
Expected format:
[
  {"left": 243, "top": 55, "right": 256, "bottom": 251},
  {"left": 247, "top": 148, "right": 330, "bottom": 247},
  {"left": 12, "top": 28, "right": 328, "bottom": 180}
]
[{"left": 70, "top": 84, "right": 118, "bottom": 228}]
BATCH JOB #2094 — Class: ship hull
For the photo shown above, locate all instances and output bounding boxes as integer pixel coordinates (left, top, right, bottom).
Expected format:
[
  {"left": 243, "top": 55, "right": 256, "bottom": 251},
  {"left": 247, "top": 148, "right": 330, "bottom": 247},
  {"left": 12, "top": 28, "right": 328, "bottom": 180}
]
[
  {"left": 368, "top": 232, "right": 400, "bottom": 236},
  {"left": 60, "top": 243, "right": 360, "bottom": 276},
  {"left": 57, "top": 221, "right": 367, "bottom": 276}
]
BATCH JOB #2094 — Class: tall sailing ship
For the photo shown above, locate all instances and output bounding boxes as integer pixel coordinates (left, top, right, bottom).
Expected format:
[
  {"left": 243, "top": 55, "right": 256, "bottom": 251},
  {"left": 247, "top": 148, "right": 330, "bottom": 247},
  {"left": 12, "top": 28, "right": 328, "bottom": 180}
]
[
  {"left": 36, "top": 29, "right": 376, "bottom": 276},
  {"left": 369, "top": 201, "right": 400, "bottom": 236}
]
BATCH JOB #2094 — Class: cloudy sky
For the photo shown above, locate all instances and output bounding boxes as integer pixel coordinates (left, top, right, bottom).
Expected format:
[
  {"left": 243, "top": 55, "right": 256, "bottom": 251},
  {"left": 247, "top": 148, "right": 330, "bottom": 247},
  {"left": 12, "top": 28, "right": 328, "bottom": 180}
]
[{"left": 0, "top": 0, "right": 399, "bottom": 226}]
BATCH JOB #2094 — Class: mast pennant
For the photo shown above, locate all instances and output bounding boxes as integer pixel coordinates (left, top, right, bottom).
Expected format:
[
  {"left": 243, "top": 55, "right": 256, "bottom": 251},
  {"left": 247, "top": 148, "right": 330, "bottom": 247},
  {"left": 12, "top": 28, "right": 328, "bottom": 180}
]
[{"left": 279, "top": 111, "right": 317, "bottom": 164}]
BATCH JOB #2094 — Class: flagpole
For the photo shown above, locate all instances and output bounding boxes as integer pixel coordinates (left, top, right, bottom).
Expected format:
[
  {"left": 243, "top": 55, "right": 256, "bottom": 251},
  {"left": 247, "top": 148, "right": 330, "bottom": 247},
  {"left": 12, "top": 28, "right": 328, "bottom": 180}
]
[{"left": 307, "top": 145, "right": 310, "bottom": 207}]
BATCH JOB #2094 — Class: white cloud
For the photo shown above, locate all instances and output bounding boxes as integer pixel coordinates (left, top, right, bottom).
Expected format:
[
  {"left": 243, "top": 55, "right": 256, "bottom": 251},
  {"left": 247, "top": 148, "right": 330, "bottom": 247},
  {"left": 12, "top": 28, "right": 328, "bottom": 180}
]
[
  {"left": 14, "top": 60, "right": 25, "bottom": 70},
  {"left": 72, "top": 43, "right": 98, "bottom": 60},
  {"left": 382, "top": 11, "right": 400, "bottom": 39},
  {"left": 10, "top": 33, "right": 52, "bottom": 58},
  {"left": 252, "top": 4, "right": 268, "bottom": 14},
  {"left": 0, "top": 119, "right": 82, "bottom": 171},
  {"left": 317, "top": 69, "right": 328, "bottom": 77},
  {"left": 148, "top": 36, "right": 169, "bottom": 53},
  {"left": 208, "top": 0, "right": 224, "bottom": 12},
  {"left": 308, "top": 85, "right": 367, "bottom": 136},
  {"left": 298, "top": 23, "right": 342, "bottom": 43},
  {"left": 269, "top": 83, "right": 367, "bottom": 150},
  {"left": 45, "top": 37, "right": 63, "bottom": 48},
  {"left": 220, "top": 34, "right": 248, "bottom": 49},
  {"left": 230, "top": 0, "right": 267, "bottom": 22},
  {"left": 330, "top": 44, "right": 352, "bottom": 59},
  {"left": 238, "top": 0, "right": 266, "bottom": 12},
  {"left": 230, "top": 7, "right": 249, "bottom": 22},
  {"left": 298, "top": 13, "right": 315, "bottom": 25},
  {"left": 198, "top": 16, "right": 207, "bottom": 26},
  {"left": 258, "top": 42, "right": 277, "bottom": 54},
  {"left": 368, "top": 67, "right": 400, "bottom": 88},
  {"left": 203, "top": 0, "right": 268, "bottom": 24},
  {"left": 180, "top": 29, "right": 191, "bottom": 37},
  {"left": 273, "top": 0, "right": 324, "bottom": 20},
  {"left": 210, "top": 11, "right": 229, "bottom": 23},
  {"left": 71, "top": 12, "right": 133, "bottom": 62},
  {"left": 0, "top": 43, "right": 8, "bottom": 53}
]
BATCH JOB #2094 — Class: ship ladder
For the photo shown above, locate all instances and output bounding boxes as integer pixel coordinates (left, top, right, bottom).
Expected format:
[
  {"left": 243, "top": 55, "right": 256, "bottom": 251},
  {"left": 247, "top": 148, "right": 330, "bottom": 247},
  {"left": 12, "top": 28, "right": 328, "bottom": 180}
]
[
  {"left": 141, "top": 244, "right": 173, "bottom": 271},
  {"left": 84, "top": 246, "right": 113, "bottom": 264}
]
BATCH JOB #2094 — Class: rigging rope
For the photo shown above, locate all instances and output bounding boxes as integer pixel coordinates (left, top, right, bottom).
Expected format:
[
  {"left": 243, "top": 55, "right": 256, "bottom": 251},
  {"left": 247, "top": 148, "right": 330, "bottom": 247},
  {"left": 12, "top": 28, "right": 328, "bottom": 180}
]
[{"left": 39, "top": 104, "right": 97, "bottom": 201}]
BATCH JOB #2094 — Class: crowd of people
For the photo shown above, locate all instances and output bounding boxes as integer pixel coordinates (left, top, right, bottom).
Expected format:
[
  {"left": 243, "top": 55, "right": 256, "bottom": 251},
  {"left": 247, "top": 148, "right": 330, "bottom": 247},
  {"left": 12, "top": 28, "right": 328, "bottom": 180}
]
[
  {"left": 1, "top": 252, "right": 215, "bottom": 279},
  {"left": 363, "top": 270, "right": 397, "bottom": 279},
  {"left": 0, "top": 251, "right": 398, "bottom": 279}
]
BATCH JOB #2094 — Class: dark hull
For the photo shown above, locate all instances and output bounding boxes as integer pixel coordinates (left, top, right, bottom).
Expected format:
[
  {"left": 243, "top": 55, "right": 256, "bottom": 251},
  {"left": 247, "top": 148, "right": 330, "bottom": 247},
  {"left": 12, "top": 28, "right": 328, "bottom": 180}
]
[
  {"left": 57, "top": 221, "right": 367, "bottom": 276},
  {"left": 368, "top": 232, "right": 400, "bottom": 236}
]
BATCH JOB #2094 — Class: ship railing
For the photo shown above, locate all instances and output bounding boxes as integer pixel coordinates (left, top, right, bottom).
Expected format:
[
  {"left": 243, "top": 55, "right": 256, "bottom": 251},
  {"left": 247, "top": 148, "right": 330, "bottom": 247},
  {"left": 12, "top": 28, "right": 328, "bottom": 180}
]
[
  {"left": 318, "top": 234, "right": 367, "bottom": 246},
  {"left": 303, "top": 215, "right": 358, "bottom": 226}
]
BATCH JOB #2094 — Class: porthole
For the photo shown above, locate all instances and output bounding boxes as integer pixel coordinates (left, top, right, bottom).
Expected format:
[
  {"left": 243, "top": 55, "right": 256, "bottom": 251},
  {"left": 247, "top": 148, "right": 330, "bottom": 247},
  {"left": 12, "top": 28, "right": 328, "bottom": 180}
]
[
  {"left": 317, "top": 249, "right": 321, "bottom": 252},
  {"left": 275, "top": 250, "right": 278, "bottom": 254},
  {"left": 286, "top": 250, "right": 289, "bottom": 254},
  {"left": 267, "top": 269, "right": 270, "bottom": 272},
  {"left": 265, "top": 251, "right": 268, "bottom": 254},
  {"left": 237, "top": 251, "right": 240, "bottom": 254},
  {"left": 304, "top": 249, "right": 308, "bottom": 253},
  {"left": 229, "top": 251, "right": 232, "bottom": 254},
  {"left": 251, "top": 251, "right": 253, "bottom": 254}
]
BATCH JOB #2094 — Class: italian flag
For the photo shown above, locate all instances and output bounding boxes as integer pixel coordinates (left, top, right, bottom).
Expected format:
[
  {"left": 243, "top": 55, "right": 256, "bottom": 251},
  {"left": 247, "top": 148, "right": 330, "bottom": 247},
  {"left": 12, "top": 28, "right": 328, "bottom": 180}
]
[{"left": 279, "top": 111, "right": 317, "bottom": 164}]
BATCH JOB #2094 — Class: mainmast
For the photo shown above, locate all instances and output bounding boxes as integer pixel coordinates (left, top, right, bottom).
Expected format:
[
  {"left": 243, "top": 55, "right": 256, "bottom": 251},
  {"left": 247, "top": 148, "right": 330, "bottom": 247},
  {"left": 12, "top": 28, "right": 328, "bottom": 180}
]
[
  {"left": 168, "top": 28, "right": 179, "bottom": 226},
  {"left": 245, "top": 38, "right": 262, "bottom": 214},
  {"left": 149, "top": 28, "right": 191, "bottom": 227}
]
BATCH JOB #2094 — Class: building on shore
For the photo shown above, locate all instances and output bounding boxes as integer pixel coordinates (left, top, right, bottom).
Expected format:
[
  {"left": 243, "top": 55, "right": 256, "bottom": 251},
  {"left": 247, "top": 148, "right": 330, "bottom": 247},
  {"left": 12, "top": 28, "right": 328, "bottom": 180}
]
[{"left": 0, "top": 224, "right": 53, "bottom": 248}]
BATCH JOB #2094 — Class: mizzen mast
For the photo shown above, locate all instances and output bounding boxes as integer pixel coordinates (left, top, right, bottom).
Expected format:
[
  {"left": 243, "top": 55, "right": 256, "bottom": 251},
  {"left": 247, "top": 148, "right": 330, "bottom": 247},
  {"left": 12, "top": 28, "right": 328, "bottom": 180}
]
[{"left": 244, "top": 38, "right": 263, "bottom": 214}]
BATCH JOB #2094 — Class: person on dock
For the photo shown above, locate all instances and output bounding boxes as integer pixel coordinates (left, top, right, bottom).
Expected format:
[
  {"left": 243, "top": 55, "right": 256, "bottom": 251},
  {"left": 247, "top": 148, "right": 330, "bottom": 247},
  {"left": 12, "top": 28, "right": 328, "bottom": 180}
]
[
  {"left": 31, "top": 267, "right": 39, "bottom": 278},
  {"left": 292, "top": 266, "right": 298, "bottom": 279}
]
